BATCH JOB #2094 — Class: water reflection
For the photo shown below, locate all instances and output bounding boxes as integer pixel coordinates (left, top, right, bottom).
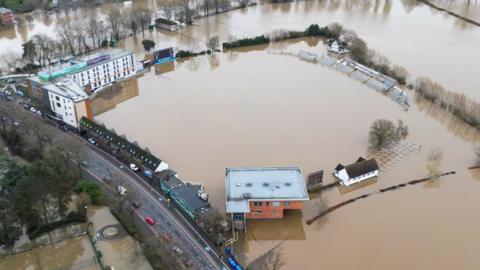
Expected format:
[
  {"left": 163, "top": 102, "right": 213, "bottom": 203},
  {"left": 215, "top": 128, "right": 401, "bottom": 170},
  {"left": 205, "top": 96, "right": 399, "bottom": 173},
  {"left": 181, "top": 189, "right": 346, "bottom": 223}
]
[
  {"left": 470, "top": 168, "right": 480, "bottom": 180},
  {"left": 0, "top": 26, "right": 16, "bottom": 39},
  {"left": 0, "top": 237, "right": 94, "bottom": 270},
  {"left": 245, "top": 211, "right": 306, "bottom": 242},
  {"left": 414, "top": 94, "right": 480, "bottom": 144},
  {"left": 306, "top": 194, "right": 330, "bottom": 231},
  {"left": 91, "top": 77, "right": 140, "bottom": 116},
  {"left": 154, "top": 62, "right": 176, "bottom": 75},
  {"left": 209, "top": 54, "right": 221, "bottom": 70}
]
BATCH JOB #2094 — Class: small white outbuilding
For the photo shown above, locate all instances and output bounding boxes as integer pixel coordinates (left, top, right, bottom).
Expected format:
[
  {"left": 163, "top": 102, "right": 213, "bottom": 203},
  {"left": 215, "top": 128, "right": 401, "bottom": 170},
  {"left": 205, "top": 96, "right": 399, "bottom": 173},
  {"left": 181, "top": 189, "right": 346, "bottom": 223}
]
[{"left": 334, "top": 157, "right": 379, "bottom": 186}]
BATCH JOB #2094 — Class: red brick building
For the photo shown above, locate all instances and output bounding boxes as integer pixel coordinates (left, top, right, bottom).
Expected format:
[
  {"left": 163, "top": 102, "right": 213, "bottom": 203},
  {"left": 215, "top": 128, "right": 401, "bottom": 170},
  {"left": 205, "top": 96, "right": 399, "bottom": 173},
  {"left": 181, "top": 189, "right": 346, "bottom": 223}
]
[
  {"left": 225, "top": 167, "right": 309, "bottom": 232},
  {"left": 0, "top": 7, "right": 14, "bottom": 26}
]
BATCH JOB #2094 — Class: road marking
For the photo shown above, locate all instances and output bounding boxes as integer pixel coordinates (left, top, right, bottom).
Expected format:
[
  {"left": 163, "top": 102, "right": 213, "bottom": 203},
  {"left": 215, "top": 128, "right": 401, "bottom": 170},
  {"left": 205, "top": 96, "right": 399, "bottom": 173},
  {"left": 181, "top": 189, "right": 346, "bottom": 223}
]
[
  {"left": 81, "top": 158, "right": 220, "bottom": 268},
  {"left": 86, "top": 146, "right": 223, "bottom": 269}
]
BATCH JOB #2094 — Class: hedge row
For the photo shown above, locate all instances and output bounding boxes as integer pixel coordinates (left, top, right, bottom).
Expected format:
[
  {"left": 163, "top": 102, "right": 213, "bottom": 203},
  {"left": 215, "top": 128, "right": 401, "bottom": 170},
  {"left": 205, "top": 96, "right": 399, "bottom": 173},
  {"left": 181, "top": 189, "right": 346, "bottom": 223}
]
[
  {"left": 175, "top": 49, "right": 212, "bottom": 58},
  {"left": 222, "top": 24, "right": 335, "bottom": 49}
]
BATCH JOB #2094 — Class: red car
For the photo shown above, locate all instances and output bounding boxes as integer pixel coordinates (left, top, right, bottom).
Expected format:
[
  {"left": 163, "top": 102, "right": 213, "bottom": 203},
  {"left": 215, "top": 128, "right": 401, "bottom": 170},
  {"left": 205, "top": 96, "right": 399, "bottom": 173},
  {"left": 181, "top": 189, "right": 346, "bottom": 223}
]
[{"left": 145, "top": 216, "right": 155, "bottom": 225}]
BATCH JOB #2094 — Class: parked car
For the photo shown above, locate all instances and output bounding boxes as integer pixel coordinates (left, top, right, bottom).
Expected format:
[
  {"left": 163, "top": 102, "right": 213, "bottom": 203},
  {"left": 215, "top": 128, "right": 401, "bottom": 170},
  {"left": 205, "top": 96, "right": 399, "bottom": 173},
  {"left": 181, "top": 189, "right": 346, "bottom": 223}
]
[
  {"left": 29, "top": 107, "right": 37, "bottom": 113},
  {"left": 81, "top": 161, "right": 89, "bottom": 167},
  {"left": 145, "top": 216, "right": 155, "bottom": 225},
  {"left": 87, "top": 137, "right": 96, "bottom": 144},
  {"left": 144, "top": 169, "right": 153, "bottom": 178},
  {"left": 36, "top": 110, "right": 42, "bottom": 116},
  {"left": 5, "top": 96, "right": 13, "bottom": 101},
  {"left": 129, "top": 163, "right": 140, "bottom": 172},
  {"left": 23, "top": 104, "right": 30, "bottom": 110}
]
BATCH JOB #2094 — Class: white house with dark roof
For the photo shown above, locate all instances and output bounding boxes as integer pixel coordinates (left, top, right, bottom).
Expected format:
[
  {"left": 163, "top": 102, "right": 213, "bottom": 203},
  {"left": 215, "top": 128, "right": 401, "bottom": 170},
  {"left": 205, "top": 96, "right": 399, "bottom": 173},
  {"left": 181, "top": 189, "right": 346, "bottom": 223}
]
[{"left": 334, "top": 157, "right": 379, "bottom": 186}]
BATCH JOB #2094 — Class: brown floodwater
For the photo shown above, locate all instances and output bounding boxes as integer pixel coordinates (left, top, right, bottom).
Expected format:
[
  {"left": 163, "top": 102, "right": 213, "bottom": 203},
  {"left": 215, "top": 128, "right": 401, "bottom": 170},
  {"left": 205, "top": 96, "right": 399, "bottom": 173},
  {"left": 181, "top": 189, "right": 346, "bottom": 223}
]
[
  {"left": 2, "top": 1, "right": 480, "bottom": 269},
  {"left": 1, "top": 0, "right": 479, "bottom": 99},
  {"left": 0, "top": 236, "right": 100, "bottom": 270},
  {"left": 87, "top": 206, "right": 153, "bottom": 270},
  {"left": 95, "top": 39, "right": 480, "bottom": 269}
]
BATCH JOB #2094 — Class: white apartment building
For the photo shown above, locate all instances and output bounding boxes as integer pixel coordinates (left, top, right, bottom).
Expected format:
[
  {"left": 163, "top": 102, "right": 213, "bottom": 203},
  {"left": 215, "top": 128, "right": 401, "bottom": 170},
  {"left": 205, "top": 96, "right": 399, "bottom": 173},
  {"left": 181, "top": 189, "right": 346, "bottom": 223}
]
[
  {"left": 69, "top": 49, "right": 136, "bottom": 91},
  {"left": 43, "top": 79, "right": 91, "bottom": 129},
  {"left": 37, "top": 49, "right": 136, "bottom": 92}
]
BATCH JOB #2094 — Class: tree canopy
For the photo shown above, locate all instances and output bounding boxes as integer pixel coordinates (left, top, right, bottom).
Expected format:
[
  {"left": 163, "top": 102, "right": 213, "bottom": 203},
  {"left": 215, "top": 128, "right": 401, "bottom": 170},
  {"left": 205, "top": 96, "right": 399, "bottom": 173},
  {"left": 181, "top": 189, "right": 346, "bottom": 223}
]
[
  {"left": 368, "top": 119, "right": 409, "bottom": 150},
  {"left": 142, "top": 39, "right": 156, "bottom": 53}
]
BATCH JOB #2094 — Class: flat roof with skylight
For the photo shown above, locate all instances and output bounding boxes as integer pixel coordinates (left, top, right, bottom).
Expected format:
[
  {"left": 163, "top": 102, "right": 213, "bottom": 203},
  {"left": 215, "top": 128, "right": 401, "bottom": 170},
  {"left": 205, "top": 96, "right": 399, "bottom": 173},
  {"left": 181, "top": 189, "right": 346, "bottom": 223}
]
[{"left": 225, "top": 167, "right": 309, "bottom": 213}]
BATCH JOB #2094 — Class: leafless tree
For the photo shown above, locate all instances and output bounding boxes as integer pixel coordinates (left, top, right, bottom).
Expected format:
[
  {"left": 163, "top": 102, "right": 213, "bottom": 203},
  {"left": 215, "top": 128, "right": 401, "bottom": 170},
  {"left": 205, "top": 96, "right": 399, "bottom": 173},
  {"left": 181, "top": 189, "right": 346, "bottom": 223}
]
[
  {"left": 369, "top": 119, "right": 399, "bottom": 150},
  {"left": 31, "top": 34, "right": 57, "bottom": 66},
  {"left": 86, "top": 16, "right": 105, "bottom": 49},
  {"left": 180, "top": 0, "right": 193, "bottom": 23},
  {"left": 328, "top": 22, "right": 344, "bottom": 38},
  {"left": 349, "top": 37, "right": 368, "bottom": 63},
  {"left": 207, "top": 36, "right": 220, "bottom": 52},
  {"left": 238, "top": 0, "right": 250, "bottom": 8},
  {"left": 135, "top": 7, "right": 153, "bottom": 33},
  {"left": 0, "top": 50, "right": 22, "bottom": 71},
  {"left": 56, "top": 17, "right": 77, "bottom": 55},
  {"left": 106, "top": 7, "right": 123, "bottom": 41},
  {"left": 395, "top": 119, "right": 409, "bottom": 139},
  {"left": 72, "top": 21, "right": 89, "bottom": 54},
  {"left": 427, "top": 148, "right": 443, "bottom": 179},
  {"left": 203, "top": 0, "right": 211, "bottom": 15},
  {"left": 162, "top": 3, "right": 176, "bottom": 20},
  {"left": 392, "top": 65, "right": 409, "bottom": 80},
  {"left": 415, "top": 77, "right": 480, "bottom": 130}
]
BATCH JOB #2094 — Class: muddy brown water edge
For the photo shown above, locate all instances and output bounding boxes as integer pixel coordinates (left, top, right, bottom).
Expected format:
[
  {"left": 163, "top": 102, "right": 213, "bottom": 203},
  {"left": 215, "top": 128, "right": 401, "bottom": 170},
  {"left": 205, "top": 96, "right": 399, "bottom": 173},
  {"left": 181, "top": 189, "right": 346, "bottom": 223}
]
[{"left": 96, "top": 40, "right": 480, "bottom": 269}]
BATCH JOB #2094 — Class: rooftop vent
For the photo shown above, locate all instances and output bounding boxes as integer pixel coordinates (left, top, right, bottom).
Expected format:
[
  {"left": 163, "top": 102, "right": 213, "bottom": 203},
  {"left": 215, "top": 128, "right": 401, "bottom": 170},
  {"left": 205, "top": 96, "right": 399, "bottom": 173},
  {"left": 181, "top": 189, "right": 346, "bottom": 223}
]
[
  {"left": 262, "top": 182, "right": 269, "bottom": 187},
  {"left": 276, "top": 185, "right": 281, "bottom": 189},
  {"left": 242, "top": 193, "right": 251, "bottom": 199},
  {"left": 284, "top": 182, "right": 292, "bottom": 187},
  {"left": 245, "top": 183, "right": 252, "bottom": 187},
  {"left": 236, "top": 182, "right": 241, "bottom": 187}
]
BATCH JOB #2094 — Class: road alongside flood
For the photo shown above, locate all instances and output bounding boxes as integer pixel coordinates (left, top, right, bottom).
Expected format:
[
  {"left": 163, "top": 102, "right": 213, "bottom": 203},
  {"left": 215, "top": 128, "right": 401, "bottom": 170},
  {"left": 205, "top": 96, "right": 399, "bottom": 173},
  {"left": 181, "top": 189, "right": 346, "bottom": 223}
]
[{"left": 96, "top": 39, "right": 480, "bottom": 269}]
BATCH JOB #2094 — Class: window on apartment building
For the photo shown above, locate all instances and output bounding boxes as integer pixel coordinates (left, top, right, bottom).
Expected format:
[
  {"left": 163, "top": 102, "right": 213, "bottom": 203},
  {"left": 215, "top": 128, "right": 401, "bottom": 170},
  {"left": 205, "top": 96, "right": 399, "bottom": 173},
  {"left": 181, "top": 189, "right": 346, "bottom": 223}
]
[
  {"left": 266, "top": 202, "right": 270, "bottom": 206},
  {"left": 253, "top": 202, "right": 262, "bottom": 207},
  {"left": 55, "top": 96, "right": 60, "bottom": 101},
  {"left": 273, "top": 202, "right": 280, "bottom": 207},
  {"left": 254, "top": 210, "right": 262, "bottom": 214},
  {"left": 65, "top": 112, "right": 67, "bottom": 116},
  {"left": 56, "top": 102, "right": 61, "bottom": 107},
  {"left": 284, "top": 201, "right": 290, "bottom": 206}
]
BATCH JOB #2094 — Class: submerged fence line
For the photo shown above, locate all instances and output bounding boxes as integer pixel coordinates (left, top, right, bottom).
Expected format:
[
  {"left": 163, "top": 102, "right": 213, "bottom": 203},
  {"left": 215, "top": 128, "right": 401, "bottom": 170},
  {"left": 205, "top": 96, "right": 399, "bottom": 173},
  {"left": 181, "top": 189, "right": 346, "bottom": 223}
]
[{"left": 306, "top": 171, "right": 456, "bottom": 225}]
